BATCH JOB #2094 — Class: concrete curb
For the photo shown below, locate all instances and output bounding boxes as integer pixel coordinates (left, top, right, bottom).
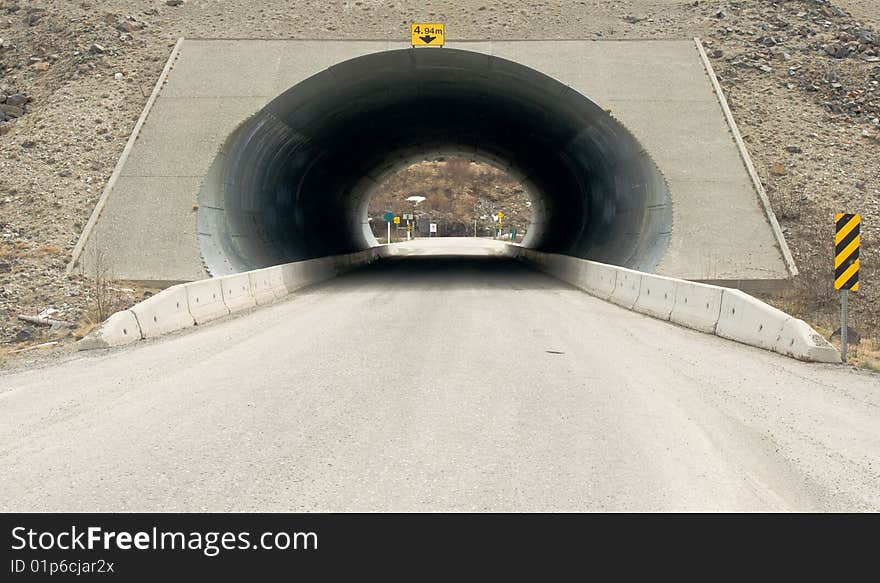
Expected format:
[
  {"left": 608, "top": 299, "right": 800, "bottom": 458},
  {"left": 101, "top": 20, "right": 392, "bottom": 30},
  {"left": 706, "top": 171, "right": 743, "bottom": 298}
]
[
  {"left": 79, "top": 249, "right": 380, "bottom": 349},
  {"left": 514, "top": 247, "right": 840, "bottom": 363}
]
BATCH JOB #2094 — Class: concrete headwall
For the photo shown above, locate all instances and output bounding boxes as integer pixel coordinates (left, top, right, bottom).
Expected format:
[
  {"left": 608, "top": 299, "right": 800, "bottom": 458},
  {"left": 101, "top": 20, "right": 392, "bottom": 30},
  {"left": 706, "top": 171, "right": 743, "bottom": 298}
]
[{"left": 69, "top": 39, "right": 793, "bottom": 290}]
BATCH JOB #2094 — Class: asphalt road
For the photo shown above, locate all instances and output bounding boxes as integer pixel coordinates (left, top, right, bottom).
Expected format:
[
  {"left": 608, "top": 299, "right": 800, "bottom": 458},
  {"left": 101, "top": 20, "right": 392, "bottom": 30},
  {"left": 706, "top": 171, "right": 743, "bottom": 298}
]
[{"left": 1, "top": 240, "right": 878, "bottom": 511}]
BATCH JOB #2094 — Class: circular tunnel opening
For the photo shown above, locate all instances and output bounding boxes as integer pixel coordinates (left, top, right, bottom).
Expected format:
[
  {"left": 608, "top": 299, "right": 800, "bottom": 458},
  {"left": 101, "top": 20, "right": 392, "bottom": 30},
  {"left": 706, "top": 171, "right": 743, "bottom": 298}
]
[{"left": 197, "top": 47, "right": 671, "bottom": 276}]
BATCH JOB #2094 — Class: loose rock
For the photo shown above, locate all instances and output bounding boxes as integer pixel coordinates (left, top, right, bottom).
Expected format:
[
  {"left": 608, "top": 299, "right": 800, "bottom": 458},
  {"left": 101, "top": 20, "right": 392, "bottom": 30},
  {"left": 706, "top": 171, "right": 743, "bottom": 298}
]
[
  {"left": 770, "top": 162, "right": 788, "bottom": 176},
  {"left": 0, "top": 104, "right": 23, "bottom": 118},
  {"left": 5, "top": 93, "right": 27, "bottom": 106}
]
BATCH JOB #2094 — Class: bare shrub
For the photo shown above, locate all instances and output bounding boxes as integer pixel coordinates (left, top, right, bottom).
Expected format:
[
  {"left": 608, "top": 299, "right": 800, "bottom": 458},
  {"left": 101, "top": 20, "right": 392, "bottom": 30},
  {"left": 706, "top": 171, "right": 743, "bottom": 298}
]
[{"left": 79, "top": 240, "right": 121, "bottom": 328}]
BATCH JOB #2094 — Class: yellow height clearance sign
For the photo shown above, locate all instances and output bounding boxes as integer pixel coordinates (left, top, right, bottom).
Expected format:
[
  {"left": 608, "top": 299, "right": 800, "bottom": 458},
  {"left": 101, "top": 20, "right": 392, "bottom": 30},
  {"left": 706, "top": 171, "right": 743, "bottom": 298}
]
[
  {"left": 835, "top": 213, "right": 860, "bottom": 291},
  {"left": 411, "top": 23, "right": 445, "bottom": 47}
]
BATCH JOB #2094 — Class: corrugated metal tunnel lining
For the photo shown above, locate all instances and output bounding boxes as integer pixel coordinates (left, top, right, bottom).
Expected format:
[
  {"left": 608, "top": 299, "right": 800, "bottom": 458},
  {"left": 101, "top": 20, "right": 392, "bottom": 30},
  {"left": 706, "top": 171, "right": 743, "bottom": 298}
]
[{"left": 197, "top": 48, "right": 672, "bottom": 276}]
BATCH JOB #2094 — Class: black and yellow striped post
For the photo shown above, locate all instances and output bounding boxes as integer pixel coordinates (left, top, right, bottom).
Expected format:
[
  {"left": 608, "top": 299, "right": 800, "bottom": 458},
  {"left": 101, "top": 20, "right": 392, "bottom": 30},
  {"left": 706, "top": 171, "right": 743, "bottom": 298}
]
[{"left": 835, "top": 213, "right": 860, "bottom": 362}]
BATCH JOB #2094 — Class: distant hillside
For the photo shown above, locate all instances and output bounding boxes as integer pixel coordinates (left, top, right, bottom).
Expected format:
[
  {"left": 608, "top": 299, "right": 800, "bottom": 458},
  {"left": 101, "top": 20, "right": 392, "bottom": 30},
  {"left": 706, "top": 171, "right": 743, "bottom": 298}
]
[{"left": 367, "top": 158, "right": 532, "bottom": 241}]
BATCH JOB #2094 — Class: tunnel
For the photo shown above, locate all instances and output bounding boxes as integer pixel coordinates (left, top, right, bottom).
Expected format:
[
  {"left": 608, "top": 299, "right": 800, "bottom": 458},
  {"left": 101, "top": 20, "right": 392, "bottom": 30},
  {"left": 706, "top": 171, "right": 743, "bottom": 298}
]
[{"left": 197, "top": 47, "right": 672, "bottom": 276}]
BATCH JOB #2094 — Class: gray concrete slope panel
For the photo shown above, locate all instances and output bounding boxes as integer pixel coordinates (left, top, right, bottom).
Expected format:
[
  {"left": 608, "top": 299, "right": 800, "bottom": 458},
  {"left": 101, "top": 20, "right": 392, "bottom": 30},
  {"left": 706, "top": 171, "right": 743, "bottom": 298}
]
[
  {"left": 120, "top": 97, "right": 268, "bottom": 178},
  {"left": 83, "top": 176, "right": 207, "bottom": 282}
]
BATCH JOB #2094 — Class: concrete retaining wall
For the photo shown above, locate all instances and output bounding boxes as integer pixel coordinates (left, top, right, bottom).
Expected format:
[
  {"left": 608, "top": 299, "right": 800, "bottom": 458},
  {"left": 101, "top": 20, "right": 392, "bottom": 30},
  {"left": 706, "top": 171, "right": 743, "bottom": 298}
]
[
  {"left": 512, "top": 247, "right": 840, "bottom": 363},
  {"left": 80, "top": 249, "right": 380, "bottom": 349}
]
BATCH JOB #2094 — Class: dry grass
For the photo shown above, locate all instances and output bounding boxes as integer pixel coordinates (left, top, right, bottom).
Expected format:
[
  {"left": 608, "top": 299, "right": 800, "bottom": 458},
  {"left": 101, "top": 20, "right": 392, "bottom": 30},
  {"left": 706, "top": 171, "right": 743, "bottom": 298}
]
[
  {"left": 33, "top": 244, "right": 63, "bottom": 256},
  {"left": 0, "top": 345, "right": 14, "bottom": 369},
  {"left": 0, "top": 242, "right": 64, "bottom": 259},
  {"left": 764, "top": 273, "right": 839, "bottom": 336},
  {"left": 766, "top": 278, "right": 880, "bottom": 371},
  {"left": 0, "top": 243, "right": 20, "bottom": 260},
  {"left": 845, "top": 338, "right": 880, "bottom": 373},
  {"left": 72, "top": 315, "right": 100, "bottom": 340}
]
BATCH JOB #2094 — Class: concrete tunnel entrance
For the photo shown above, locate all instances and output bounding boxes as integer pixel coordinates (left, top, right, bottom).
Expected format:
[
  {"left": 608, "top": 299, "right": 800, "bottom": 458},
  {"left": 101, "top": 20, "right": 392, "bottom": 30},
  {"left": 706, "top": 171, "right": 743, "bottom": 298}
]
[{"left": 196, "top": 47, "right": 672, "bottom": 276}]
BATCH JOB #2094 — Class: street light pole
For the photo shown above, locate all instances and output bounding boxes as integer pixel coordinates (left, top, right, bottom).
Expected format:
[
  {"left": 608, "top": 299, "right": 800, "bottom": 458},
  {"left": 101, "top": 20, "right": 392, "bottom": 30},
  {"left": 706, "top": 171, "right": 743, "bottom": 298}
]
[{"left": 405, "top": 195, "right": 427, "bottom": 241}]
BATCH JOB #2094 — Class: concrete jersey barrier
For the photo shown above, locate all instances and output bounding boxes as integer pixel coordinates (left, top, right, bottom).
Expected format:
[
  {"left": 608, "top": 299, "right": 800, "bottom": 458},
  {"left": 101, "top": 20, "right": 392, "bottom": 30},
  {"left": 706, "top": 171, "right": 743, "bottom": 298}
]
[
  {"left": 633, "top": 273, "right": 677, "bottom": 320},
  {"left": 219, "top": 272, "right": 256, "bottom": 312},
  {"left": 512, "top": 246, "right": 840, "bottom": 363},
  {"left": 132, "top": 284, "right": 195, "bottom": 338},
  {"left": 669, "top": 280, "right": 724, "bottom": 333},
  {"left": 715, "top": 289, "right": 790, "bottom": 351},
  {"left": 185, "top": 278, "right": 229, "bottom": 325},
  {"left": 76, "top": 309, "right": 143, "bottom": 350},
  {"left": 249, "top": 266, "right": 287, "bottom": 305},
  {"left": 609, "top": 268, "right": 642, "bottom": 310},
  {"left": 82, "top": 244, "right": 838, "bottom": 363},
  {"left": 80, "top": 250, "right": 379, "bottom": 350}
]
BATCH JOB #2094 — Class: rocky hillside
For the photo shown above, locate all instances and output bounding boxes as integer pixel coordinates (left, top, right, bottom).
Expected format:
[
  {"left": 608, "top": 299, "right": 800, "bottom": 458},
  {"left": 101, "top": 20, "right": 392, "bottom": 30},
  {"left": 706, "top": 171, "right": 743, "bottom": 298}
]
[
  {"left": 367, "top": 159, "right": 532, "bottom": 241},
  {"left": 0, "top": 0, "right": 878, "bottom": 366}
]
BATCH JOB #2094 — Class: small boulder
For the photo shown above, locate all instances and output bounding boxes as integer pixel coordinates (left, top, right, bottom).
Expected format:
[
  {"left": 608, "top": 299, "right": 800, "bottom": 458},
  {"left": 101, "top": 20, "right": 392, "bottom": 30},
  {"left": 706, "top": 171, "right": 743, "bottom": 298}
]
[
  {"left": 0, "top": 104, "right": 23, "bottom": 118},
  {"left": 14, "top": 328, "right": 33, "bottom": 342},
  {"left": 115, "top": 19, "right": 143, "bottom": 33},
  {"left": 5, "top": 92, "right": 27, "bottom": 106}
]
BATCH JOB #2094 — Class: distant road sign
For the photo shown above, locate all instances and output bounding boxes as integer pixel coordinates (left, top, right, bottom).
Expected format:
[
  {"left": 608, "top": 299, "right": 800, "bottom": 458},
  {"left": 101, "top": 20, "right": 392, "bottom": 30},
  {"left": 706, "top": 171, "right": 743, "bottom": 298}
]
[
  {"left": 393, "top": 216, "right": 401, "bottom": 225},
  {"left": 497, "top": 212, "right": 503, "bottom": 219},
  {"left": 384, "top": 211, "right": 393, "bottom": 222},
  {"left": 835, "top": 213, "right": 860, "bottom": 291},
  {"left": 429, "top": 223, "right": 437, "bottom": 233},
  {"left": 411, "top": 23, "right": 444, "bottom": 47},
  {"left": 403, "top": 213, "right": 413, "bottom": 220}
]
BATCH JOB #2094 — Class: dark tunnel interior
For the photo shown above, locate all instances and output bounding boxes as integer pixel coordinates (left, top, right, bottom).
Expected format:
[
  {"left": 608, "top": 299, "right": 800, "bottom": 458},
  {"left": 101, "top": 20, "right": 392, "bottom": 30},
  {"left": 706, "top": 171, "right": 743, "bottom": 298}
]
[{"left": 197, "top": 48, "right": 672, "bottom": 276}]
